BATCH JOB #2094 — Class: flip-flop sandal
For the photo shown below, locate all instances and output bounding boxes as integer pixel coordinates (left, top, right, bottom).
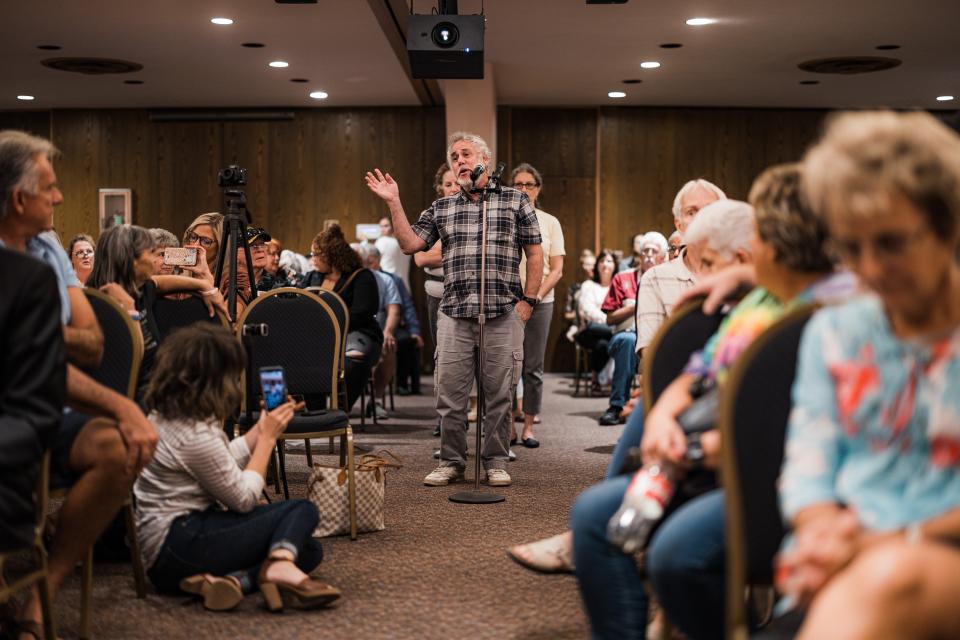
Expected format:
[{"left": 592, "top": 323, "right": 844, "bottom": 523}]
[{"left": 506, "top": 533, "right": 575, "bottom": 574}]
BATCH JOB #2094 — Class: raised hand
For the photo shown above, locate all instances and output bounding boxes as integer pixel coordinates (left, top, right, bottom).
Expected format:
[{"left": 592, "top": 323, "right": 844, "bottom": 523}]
[{"left": 365, "top": 168, "right": 400, "bottom": 203}]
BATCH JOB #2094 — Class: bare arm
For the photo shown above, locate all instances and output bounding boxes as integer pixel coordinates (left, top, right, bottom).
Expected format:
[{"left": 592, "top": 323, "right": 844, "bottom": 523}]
[
  {"left": 641, "top": 372, "right": 697, "bottom": 464},
  {"left": 537, "top": 255, "right": 564, "bottom": 300},
  {"left": 606, "top": 304, "right": 636, "bottom": 325},
  {"left": 414, "top": 241, "right": 443, "bottom": 268},
  {"left": 65, "top": 364, "right": 158, "bottom": 474},
  {"left": 383, "top": 303, "right": 400, "bottom": 352},
  {"left": 63, "top": 286, "right": 104, "bottom": 367},
  {"left": 522, "top": 244, "right": 544, "bottom": 297},
  {"left": 364, "top": 169, "right": 428, "bottom": 254}
]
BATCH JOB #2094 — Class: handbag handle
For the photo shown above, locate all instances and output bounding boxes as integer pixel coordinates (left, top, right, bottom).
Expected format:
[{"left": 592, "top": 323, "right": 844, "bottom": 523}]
[{"left": 336, "top": 450, "right": 403, "bottom": 485}]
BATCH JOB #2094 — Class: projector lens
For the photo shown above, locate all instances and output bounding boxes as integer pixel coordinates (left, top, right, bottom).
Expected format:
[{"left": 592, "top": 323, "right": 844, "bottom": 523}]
[{"left": 431, "top": 21, "right": 459, "bottom": 48}]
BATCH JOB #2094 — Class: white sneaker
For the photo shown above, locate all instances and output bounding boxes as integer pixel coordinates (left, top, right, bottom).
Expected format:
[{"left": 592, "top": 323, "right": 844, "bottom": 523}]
[
  {"left": 486, "top": 468, "right": 512, "bottom": 487},
  {"left": 424, "top": 466, "right": 464, "bottom": 486}
]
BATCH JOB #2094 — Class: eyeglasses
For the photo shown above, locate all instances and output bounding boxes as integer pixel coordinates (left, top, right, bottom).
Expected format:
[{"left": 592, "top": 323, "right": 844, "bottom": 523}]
[
  {"left": 73, "top": 249, "right": 94, "bottom": 258},
  {"left": 830, "top": 226, "right": 929, "bottom": 265},
  {"left": 186, "top": 232, "right": 216, "bottom": 248},
  {"left": 513, "top": 181, "right": 539, "bottom": 190},
  {"left": 309, "top": 250, "right": 324, "bottom": 259},
  {"left": 249, "top": 241, "right": 267, "bottom": 250}
]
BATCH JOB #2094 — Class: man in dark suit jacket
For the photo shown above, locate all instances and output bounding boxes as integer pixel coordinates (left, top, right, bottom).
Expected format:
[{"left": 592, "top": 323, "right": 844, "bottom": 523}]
[{"left": 0, "top": 247, "right": 66, "bottom": 550}]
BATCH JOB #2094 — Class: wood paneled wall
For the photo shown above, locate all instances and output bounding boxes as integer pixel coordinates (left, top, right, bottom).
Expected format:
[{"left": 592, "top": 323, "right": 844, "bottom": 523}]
[
  {"left": 1, "top": 106, "right": 826, "bottom": 371},
  {"left": 497, "top": 106, "right": 827, "bottom": 371}
]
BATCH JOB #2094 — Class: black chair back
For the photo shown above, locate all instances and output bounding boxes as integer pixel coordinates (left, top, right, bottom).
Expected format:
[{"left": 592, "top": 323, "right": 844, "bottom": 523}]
[
  {"left": 237, "top": 287, "right": 341, "bottom": 408},
  {"left": 82, "top": 288, "right": 143, "bottom": 398},
  {"left": 720, "top": 305, "right": 816, "bottom": 638},
  {"left": 150, "top": 294, "right": 228, "bottom": 342},
  {"left": 642, "top": 297, "right": 724, "bottom": 413}
]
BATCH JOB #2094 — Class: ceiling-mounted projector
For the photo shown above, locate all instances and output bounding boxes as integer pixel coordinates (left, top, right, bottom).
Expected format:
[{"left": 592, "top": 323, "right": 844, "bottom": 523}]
[{"left": 407, "top": 14, "right": 484, "bottom": 79}]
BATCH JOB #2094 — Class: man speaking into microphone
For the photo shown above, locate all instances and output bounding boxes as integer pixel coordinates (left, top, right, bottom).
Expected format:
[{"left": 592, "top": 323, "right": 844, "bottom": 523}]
[{"left": 366, "top": 132, "right": 543, "bottom": 488}]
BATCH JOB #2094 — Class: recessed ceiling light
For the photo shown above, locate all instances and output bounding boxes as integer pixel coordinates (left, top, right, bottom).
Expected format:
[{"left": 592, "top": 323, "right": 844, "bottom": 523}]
[
  {"left": 608, "top": 91, "right": 626, "bottom": 99},
  {"left": 310, "top": 91, "right": 329, "bottom": 100},
  {"left": 242, "top": 42, "right": 265, "bottom": 48},
  {"left": 290, "top": 78, "right": 309, "bottom": 83},
  {"left": 937, "top": 95, "right": 955, "bottom": 102},
  {"left": 640, "top": 61, "right": 661, "bottom": 69},
  {"left": 269, "top": 60, "right": 289, "bottom": 68},
  {"left": 210, "top": 17, "right": 234, "bottom": 25},
  {"left": 686, "top": 17, "right": 716, "bottom": 26},
  {"left": 17, "top": 95, "right": 35, "bottom": 101},
  {"left": 659, "top": 43, "right": 683, "bottom": 49}
]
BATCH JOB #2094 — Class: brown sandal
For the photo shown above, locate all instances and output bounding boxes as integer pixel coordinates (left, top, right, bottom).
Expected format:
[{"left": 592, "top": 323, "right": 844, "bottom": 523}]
[
  {"left": 179, "top": 574, "right": 244, "bottom": 611},
  {"left": 258, "top": 559, "right": 341, "bottom": 612}
]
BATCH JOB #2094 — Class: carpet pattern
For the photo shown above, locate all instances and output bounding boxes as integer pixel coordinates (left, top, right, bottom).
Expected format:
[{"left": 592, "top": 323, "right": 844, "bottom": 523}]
[{"left": 39, "top": 374, "right": 624, "bottom": 639}]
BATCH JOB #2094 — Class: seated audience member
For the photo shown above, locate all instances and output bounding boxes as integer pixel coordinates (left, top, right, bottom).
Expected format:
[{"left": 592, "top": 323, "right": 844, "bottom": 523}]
[
  {"left": 367, "top": 245, "right": 424, "bottom": 396},
  {"left": 638, "top": 231, "right": 669, "bottom": 274},
  {"left": 135, "top": 324, "right": 339, "bottom": 612},
  {"left": 182, "top": 212, "right": 223, "bottom": 278},
  {"left": 618, "top": 233, "right": 645, "bottom": 271},
  {"left": 264, "top": 238, "right": 297, "bottom": 288},
  {"left": 636, "top": 179, "right": 727, "bottom": 357},
  {"left": 88, "top": 224, "right": 227, "bottom": 398},
  {"left": 667, "top": 230, "right": 682, "bottom": 261},
  {"left": 213, "top": 226, "right": 273, "bottom": 315},
  {"left": 149, "top": 227, "right": 180, "bottom": 276},
  {"left": 0, "top": 248, "right": 66, "bottom": 555},
  {"left": 574, "top": 249, "right": 618, "bottom": 392},
  {"left": 68, "top": 232, "right": 95, "bottom": 285},
  {"left": 564, "top": 250, "right": 596, "bottom": 341},
  {"left": 510, "top": 165, "right": 851, "bottom": 640},
  {"left": 376, "top": 215, "right": 411, "bottom": 292},
  {"left": 773, "top": 112, "right": 960, "bottom": 640},
  {"left": 280, "top": 248, "right": 310, "bottom": 284},
  {"left": 300, "top": 224, "right": 382, "bottom": 411},
  {"left": 362, "top": 245, "right": 401, "bottom": 419},
  {"left": 0, "top": 129, "right": 158, "bottom": 635}
]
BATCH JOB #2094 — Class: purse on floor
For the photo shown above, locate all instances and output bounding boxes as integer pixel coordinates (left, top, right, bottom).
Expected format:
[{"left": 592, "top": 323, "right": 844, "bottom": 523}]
[{"left": 307, "top": 450, "right": 402, "bottom": 537}]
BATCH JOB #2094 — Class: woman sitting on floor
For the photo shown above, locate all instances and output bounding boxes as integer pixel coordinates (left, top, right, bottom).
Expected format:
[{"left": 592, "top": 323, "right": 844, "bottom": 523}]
[
  {"left": 135, "top": 324, "right": 340, "bottom": 612},
  {"left": 773, "top": 111, "right": 960, "bottom": 640}
]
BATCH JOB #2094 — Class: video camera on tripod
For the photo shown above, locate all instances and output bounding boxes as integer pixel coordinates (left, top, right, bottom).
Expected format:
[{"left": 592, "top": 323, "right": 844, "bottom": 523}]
[{"left": 213, "top": 164, "right": 258, "bottom": 322}]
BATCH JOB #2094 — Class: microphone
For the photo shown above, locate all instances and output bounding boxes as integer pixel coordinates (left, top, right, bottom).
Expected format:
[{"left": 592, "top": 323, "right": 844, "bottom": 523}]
[
  {"left": 469, "top": 163, "right": 486, "bottom": 182},
  {"left": 492, "top": 161, "right": 506, "bottom": 180}
]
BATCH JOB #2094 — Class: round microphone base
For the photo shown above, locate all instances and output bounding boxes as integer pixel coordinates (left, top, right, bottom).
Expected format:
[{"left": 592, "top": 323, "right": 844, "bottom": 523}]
[{"left": 449, "top": 490, "right": 505, "bottom": 504}]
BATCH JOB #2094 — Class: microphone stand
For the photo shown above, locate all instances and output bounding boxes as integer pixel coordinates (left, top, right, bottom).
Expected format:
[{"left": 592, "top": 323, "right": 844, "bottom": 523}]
[{"left": 450, "top": 165, "right": 507, "bottom": 505}]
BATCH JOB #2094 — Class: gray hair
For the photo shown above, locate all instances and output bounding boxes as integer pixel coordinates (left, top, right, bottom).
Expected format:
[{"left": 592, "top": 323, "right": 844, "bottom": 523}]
[
  {"left": 682, "top": 199, "right": 755, "bottom": 259},
  {"left": 0, "top": 130, "right": 58, "bottom": 221},
  {"left": 640, "top": 231, "right": 669, "bottom": 255},
  {"left": 672, "top": 179, "right": 727, "bottom": 221},
  {"left": 87, "top": 224, "right": 156, "bottom": 297},
  {"left": 447, "top": 131, "right": 492, "bottom": 170},
  {"left": 149, "top": 227, "right": 180, "bottom": 249}
]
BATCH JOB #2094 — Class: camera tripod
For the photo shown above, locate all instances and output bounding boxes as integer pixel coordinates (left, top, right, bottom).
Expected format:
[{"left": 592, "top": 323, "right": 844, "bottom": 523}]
[{"left": 213, "top": 187, "right": 258, "bottom": 322}]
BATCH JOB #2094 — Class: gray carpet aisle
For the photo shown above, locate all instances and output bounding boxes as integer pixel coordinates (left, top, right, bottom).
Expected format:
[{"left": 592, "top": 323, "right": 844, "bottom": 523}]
[{"left": 52, "top": 374, "right": 624, "bottom": 639}]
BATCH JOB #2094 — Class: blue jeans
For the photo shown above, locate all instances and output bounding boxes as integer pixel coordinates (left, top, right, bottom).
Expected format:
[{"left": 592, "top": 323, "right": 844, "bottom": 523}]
[
  {"left": 148, "top": 499, "right": 323, "bottom": 595},
  {"left": 607, "top": 405, "right": 645, "bottom": 480},
  {"left": 607, "top": 331, "right": 637, "bottom": 409},
  {"left": 571, "top": 473, "right": 726, "bottom": 639}
]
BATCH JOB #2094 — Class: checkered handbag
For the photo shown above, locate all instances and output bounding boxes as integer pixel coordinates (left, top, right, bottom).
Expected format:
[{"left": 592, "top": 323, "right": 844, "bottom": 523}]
[{"left": 308, "top": 451, "right": 402, "bottom": 537}]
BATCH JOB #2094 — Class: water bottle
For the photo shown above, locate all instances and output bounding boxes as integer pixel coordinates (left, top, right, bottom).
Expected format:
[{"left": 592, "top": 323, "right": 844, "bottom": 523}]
[{"left": 607, "top": 463, "right": 676, "bottom": 554}]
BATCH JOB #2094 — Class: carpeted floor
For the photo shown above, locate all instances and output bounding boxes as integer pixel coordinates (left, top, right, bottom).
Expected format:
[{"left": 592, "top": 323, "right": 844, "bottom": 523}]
[{"left": 44, "top": 374, "right": 624, "bottom": 639}]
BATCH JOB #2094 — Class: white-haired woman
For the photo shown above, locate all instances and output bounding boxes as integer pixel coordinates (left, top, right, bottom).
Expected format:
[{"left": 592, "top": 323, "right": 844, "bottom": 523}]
[
  {"left": 638, "top": 231, "right": 669, "bottom": 274},
  {"left": 775, "top": 111, "right": 960, "bottom": 640}
]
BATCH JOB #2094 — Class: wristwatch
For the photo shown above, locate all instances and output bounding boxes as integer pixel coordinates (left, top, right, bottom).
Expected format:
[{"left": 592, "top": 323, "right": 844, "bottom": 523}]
[{"left": 521, "top": 295, "right": 538, "bottom": 307}]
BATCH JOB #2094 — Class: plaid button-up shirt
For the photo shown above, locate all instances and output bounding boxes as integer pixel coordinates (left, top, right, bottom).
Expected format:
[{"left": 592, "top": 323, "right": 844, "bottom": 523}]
[{"left": 411, "top": 187, "right": 542, "bottom": 320}]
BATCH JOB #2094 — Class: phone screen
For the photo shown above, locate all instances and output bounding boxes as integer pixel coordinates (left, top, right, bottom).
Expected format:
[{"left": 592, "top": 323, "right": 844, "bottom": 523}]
[
  {"left": 259, "top": 366, "right": 286, "bottom": 411},
  {"left": 163, "top": 247, "right": 198, "bottom": 267}
]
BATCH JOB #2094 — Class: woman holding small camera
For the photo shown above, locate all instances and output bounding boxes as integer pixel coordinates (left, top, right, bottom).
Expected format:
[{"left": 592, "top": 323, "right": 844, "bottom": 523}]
[
  {"left": 135, "top": 324, "right": 340, "bottom": 612},
  {"left": 87, "top": 224, "right": 227, "bottom": 397}
]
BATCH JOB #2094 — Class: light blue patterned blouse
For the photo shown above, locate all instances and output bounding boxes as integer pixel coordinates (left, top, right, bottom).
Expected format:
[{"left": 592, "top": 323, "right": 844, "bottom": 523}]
[{"left": 780, "top": 294, "right": 960, "bottom": 531}]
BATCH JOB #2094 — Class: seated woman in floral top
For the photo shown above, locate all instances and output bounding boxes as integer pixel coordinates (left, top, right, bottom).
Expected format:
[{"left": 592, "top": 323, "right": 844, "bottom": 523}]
[{"left": 776, "top": 111, "right": 960, "bottom": 640}]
